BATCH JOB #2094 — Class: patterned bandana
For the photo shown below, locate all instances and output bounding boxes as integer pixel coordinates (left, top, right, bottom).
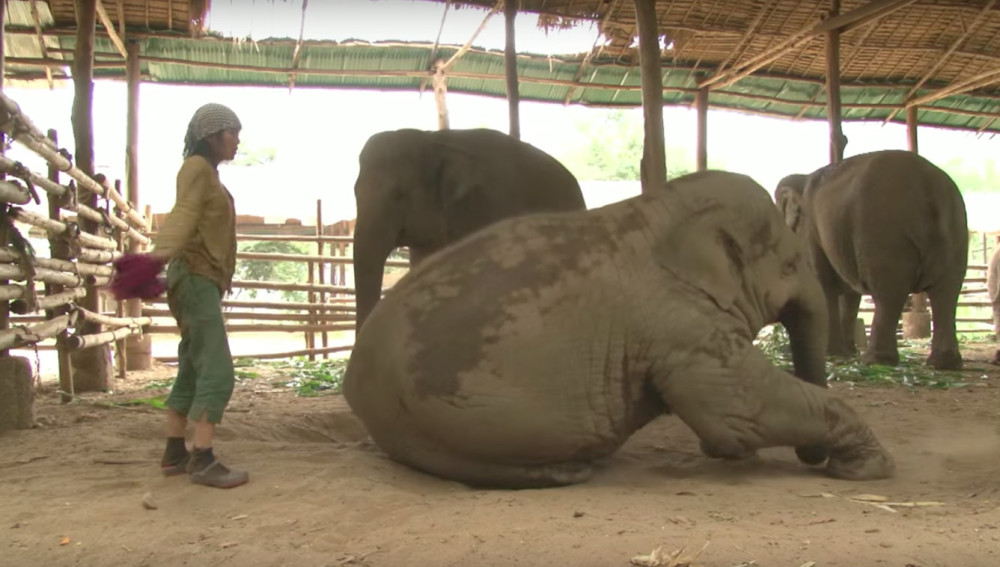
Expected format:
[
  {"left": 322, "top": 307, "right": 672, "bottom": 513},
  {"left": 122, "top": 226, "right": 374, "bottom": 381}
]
[{"left": 182, "top": 103, "right": 242, "bottom": 157}]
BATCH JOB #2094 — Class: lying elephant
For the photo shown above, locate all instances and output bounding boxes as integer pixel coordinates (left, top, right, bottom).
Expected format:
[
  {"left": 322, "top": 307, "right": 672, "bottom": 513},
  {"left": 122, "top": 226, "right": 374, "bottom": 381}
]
[
  {"left": 343, "top": 170, "right": 894, "bottom": 489},
  {"left": 352, "top": 128, "right": 586, "bottom": 331},
  {"left": 776, "top": 150, "right": 968, "bottom": 370}
]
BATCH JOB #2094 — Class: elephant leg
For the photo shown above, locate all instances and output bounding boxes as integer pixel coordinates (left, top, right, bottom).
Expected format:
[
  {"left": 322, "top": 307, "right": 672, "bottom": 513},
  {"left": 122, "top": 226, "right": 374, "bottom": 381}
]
[
  {"left": 658, "top": 351, "right": 894, "bottom": 480},
  {"left": 839, "top": 290, "right": 862, "bottom": 355},
  {"left": 409, "top": 246, "right": 431, "bottom": 269},
  {"left": 863, "top": 290, "right": 906, "bottom": 366},
  {"left": 925, "top": 276, "right": 964, "bottom": 370}
]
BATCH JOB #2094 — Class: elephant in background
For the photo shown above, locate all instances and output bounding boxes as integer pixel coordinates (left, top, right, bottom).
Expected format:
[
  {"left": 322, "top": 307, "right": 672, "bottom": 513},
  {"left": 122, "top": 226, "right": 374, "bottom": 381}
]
[
  {"left": 352, "top": 128, "right": 587, "bottom": 330},
  {"left": 343, "top": 170, "right": 894, "bottom": 489},
  {"left": 776, "top": 150, "right": 968, "bottom": 370}
]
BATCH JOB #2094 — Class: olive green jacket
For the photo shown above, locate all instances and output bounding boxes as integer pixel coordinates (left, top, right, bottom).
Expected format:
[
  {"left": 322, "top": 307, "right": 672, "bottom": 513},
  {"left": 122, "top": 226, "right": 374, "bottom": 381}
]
[{"left": 152, "top": 155, "right": 237, "bottom": 294}]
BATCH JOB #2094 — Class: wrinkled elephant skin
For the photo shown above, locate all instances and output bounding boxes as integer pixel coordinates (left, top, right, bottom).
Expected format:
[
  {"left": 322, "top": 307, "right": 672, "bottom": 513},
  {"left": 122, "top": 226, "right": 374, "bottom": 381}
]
[
  {"left": 352, "top": 128, "right": 587, "bottom": 332},
  {"left": 343, "top": 171, "right": 893, "bottom": 489},
  {"left": 776, "top": 150, "right": 968, "bottom": 370}
]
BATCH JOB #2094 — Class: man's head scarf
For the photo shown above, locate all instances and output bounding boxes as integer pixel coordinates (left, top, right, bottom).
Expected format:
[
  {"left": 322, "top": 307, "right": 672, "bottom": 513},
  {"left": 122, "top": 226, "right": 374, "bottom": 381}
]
[{"left": 182, "top": 103, "right": 242, "bottom": 157}]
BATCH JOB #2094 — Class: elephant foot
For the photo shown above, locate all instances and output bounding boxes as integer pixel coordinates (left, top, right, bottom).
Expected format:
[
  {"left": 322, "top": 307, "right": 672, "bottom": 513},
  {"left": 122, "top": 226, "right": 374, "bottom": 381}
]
[
  {"left": 860, "top": 348, "right": 899, "bottom": 367},
  {"left": 926, "top": 349, "right": 963, "bottom": 371},
  {"left": 826, "top": 443, "right": 895, "bottom": 481},
  {"left": 795, "top": 445, "right": 829, "bottom": 466},
  {"left": 699, "top": 439, "right": 756, "bottom": 461}
]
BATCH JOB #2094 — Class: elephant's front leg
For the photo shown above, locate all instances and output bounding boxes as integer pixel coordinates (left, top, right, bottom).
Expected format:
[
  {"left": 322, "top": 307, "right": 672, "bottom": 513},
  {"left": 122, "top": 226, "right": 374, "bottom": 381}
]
[{"left": 655, "top": 350, "right": 894, "bottom": 480}]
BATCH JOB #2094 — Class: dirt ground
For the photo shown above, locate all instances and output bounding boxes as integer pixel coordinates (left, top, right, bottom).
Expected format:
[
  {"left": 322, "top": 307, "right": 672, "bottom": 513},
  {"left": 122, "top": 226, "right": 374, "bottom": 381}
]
[{"left": 1, "top": 342, "right": 999, "bottom": 567}]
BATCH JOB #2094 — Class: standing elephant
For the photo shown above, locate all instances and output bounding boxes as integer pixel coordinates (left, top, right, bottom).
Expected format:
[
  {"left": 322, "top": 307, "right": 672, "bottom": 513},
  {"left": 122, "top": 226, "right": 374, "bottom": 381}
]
[
  {"left": 352, "top": 128, "right": 586, "bottom": 330},
  {"left": 343, "top": 170, "right": 894, "bottom": 489},
  {"left": 775, "top": 150, "right": 968, "bottom": 370}
]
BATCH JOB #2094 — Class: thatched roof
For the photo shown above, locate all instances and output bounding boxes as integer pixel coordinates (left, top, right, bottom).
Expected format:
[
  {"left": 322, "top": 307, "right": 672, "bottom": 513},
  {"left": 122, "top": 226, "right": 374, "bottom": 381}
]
[{"left": 4, "top": 0, "right": 1000, "bottom": 132}]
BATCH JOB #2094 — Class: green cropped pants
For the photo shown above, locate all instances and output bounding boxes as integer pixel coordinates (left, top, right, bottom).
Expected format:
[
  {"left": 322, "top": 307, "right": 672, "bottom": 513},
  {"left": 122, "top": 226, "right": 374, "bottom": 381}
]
[{"left": 164, "top": 260, "right": 234, "bottom": 424}]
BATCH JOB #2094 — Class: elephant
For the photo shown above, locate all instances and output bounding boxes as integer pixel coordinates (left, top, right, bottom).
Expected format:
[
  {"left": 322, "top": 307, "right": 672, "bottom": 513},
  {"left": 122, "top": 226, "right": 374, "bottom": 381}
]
[
  {"left": 342, "top": 170, "right": 894, "bottom": 489},
  {"left": 352, "top": 128, "right": 587, "bottom": 331},
  {"left": 775, "top": 150, "right": 968, "bottom": 370}
]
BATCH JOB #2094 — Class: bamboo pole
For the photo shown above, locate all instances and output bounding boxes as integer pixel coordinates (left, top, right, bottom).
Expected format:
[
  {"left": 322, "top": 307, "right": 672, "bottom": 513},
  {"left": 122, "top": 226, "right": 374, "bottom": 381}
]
[
  {"left": 10, "top": 207, "right": 118, "bottom": 249},
  {"left": 10, "top": 287, "right": 87, "bottom": 314},
  {"left": 0, "top": 265, "right": 96, "bottom": 287},
  {"left": 143, "top": 308, "right": 353, "bottom": 323},
  {"left": 45, "top": 129, "right": 74, "bottom": 403},
  {"left": 0, "top": 249, "right": 112, "bottom": 276},
  {"left": 65, "top": 325, "right": 140, "bottom": 350},
  {"left": 696, "top": 87, "right": 708, "bottom": 172},
  {"left": 0, "top": 179, "right": 31, "bottom": 205},
  {"left": 155, "top": 344, "right": 354, "bottom": 364},
  {"left": 142, "top": 297, "right": 356, "bottom": 312},
  {"left": 906, "top": 106, "right": 919, "bottom": 153},
  {"left": 633, "top": 0, "right": 666, "bottom": 193},
  {"left": 0, "top": 0, "right": 7, "bottom": 348},
  {"left": 236, "top": 250, "right": 407, "bottom": 267},
  {"left": 123, "top": 39, "right": 150, "bottom": 370},
  {"left": 146, "top": 323, "right": 356, "bottom": 335},
  {"left": 503, "top": 0, "right": 521, "bottom": 140},
  {"left": 77, "top": 248, "right": 120, "bottom": 263},
  {"left": 317, "top": 199, "right": 328, "bottom": 358},
  {"left": 433, "top": 59, "right": 450, "bottom": 130},
  {"left": 0, "top": 313, "right": 75, "bottom": 351},
  {"left": 232, "top": 279, "right": 356, "bottom": 295},
  {"left": 234, "top": 233, "right": 354, "bottom": 244},
  {"left": 1, "top": 284, "right": 30, "bottom": 301},
  {"left": 74, "top": 306, "right": 150, "bottom": 328}
]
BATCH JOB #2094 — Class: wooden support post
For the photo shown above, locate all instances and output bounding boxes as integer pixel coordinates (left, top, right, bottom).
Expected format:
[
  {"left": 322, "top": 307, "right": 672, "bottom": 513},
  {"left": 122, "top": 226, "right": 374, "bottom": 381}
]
[
  {"left": 432, "top": 59, "right": 450, "bottom": 130},
  {"left": 826, "top": 0, "right": 846, "bottom": 164},
  {"left": 70, "top": 0, "right": 113, "bottom": 392},
  {"left": 503, "top": 0, "right": 520, "bottom": 140},
  {"left": 901, "top": 103, "right": 930, "bottom": 336},
  {"left": 696, "top": 87, "right": 709, "bottom": 172},
  {"left": 0, "top": 0, "right": 7, "bottom": 347},
  {"left": 124, "top": 39, "right": 150, "bottom": 370},
  {"left": 113, "top": 180, "right": 127, "bottom": 379},
  {"left": 316, "top": 199, "right": 328, "bottom": 359},
  {"left": 47, "top": 129, "right": 75, "bottom": 403},
  {"left": 633, "top": 0, "right": 666, "bottom": 193},
  {"left": 906, "top": 106, "right": 919, "bottom": 153}
]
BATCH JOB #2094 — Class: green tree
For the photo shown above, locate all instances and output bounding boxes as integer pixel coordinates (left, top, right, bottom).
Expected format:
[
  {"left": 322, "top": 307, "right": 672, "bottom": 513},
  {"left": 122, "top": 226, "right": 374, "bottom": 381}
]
[
  {"left": 558, "top": 109, "right": 703, "bottom": 181},
  {"left": 231, "top": 143, "right": 278, "bottom": 167},
  {"left": 235, "top": 240, "right": 309, "bottom": 302}
]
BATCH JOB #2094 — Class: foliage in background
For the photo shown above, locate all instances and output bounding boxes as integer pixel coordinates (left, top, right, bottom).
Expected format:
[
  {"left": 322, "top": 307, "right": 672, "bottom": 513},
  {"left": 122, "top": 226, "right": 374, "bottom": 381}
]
[
  {"left": 754, "top": 324, "right": 979, "bottom": 390},
  {"left": 231, "top": 141, "right": 278, "bottom": 167},
  {"left": 268, "top": 357, "right": 349, "bottom": 397},
  {"left": 556, "top": 109, "right": 712, "bottom": 181},
  {"left": 235, "top": 240, "right": 309, "bottom": 302}
]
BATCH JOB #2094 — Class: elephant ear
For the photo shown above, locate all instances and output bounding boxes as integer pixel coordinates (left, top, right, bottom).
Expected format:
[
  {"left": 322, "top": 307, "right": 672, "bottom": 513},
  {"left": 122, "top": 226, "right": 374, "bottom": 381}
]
[
  {"left": 653, "top": 207, "right": 746, "bottom": 311},
  {"left": 774, "top": 178, "right": 806, "bottom": 233},
  {"left": 430, "top": 139, "right": 490, "bottom": 239}
]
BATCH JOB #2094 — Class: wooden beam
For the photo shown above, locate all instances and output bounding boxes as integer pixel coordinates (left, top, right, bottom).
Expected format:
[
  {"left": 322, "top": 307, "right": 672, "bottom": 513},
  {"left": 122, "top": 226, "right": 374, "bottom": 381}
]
[
  {"left": 124, "top": 39, "right": 148, "bottom": 370},
  {"left": 441, "top": 3, "right": 501, "bottom": 71},
  {"left": 563, "top": 0, "right": 621, "bottom": 105},
  {"left": 907, "top": 105, "right": 919, "bottom": 153},
  {"left": 0, "top": 0, "right": 6, "bottom": 340},
  {"left": 167, "top": 0, "right": 173, "bottom": 31},
  {"left": 826, "top": 0, "right": 845, "bottom": 164},
  {"left": 95, "top": 0, "right": 127, "bottom": 59},
  {"left": 712, "top": 0, "right": 776, "bottom": 78},
  {"left": 700, "top": 0, "right": 919, "bottom": 90},
  {"left": 420, "top": 0, "right": 452, "bottom": 96},
  {"left": 633, "top": 0, "right": 665, "bottom": 193},
  {"left": 907, "top": 66, "right": 1000, "bottom": 107},
  {"left": 433, "top": 59, "right": 450, "bottom": 129},
  {"left": 28, "top": 0, "right": 55, "bottom": 89},
  {"left": 117, "top": 0, "right": 126, "bottom": 41},
  {"left": 696, "top": 87, "right": 708, "bottom": 171},
  {"left": 503, "top": 0, "right": 520, "bottom": 140},
  {"left": 288, "top": 0, "right": 310, "bottom": 91}
]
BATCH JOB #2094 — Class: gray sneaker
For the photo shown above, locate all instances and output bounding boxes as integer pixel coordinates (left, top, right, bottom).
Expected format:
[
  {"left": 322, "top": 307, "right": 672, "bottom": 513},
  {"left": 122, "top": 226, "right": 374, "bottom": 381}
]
[{"left": 189, "top": 460, "right": 249, "bottom": 489}]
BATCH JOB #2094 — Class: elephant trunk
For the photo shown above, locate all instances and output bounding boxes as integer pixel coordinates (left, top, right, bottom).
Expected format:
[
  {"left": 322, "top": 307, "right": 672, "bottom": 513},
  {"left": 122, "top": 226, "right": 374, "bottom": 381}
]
[
  {"left": 352, "top": 219, "right": 397, "bottom": 333},
  {"left": 779, "top": 275, "right": 829, "bottom": 389}
]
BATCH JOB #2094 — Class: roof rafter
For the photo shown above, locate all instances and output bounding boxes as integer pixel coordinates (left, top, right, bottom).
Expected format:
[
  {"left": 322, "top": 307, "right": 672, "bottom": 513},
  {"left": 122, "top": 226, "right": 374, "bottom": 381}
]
[{"left": 95, "top": 0, "right": 127, "bottom": 58}]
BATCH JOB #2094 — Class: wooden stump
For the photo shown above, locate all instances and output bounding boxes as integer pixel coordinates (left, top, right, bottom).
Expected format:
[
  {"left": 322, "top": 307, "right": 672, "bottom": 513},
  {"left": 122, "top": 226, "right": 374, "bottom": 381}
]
[
  {"left": 902, "top": 311, "right": 931, "bottom": 340},
  {"left": 0, "top": 356, "right": 35, "bottom": 431},
  {"left": 854, "top": 318, "right": 868, "bottom": 350}
]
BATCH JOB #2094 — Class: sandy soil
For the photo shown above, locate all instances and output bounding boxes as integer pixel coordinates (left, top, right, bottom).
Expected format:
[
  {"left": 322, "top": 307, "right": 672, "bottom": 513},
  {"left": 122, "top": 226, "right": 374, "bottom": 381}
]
[{"left": 1, "top": 343, "right": 999, "bottom": 567}]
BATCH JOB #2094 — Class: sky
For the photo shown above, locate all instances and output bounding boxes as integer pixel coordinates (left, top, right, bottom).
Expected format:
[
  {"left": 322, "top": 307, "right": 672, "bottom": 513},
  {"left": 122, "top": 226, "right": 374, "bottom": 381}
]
[{"left": 3, "top": 0, "right": 999, "bottom": 228}]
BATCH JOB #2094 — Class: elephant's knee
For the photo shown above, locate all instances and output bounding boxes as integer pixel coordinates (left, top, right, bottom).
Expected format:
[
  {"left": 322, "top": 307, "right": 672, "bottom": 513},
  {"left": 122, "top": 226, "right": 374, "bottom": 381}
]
[{"left": 699, "top": 437, "right": 755, "bottom": 461}]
